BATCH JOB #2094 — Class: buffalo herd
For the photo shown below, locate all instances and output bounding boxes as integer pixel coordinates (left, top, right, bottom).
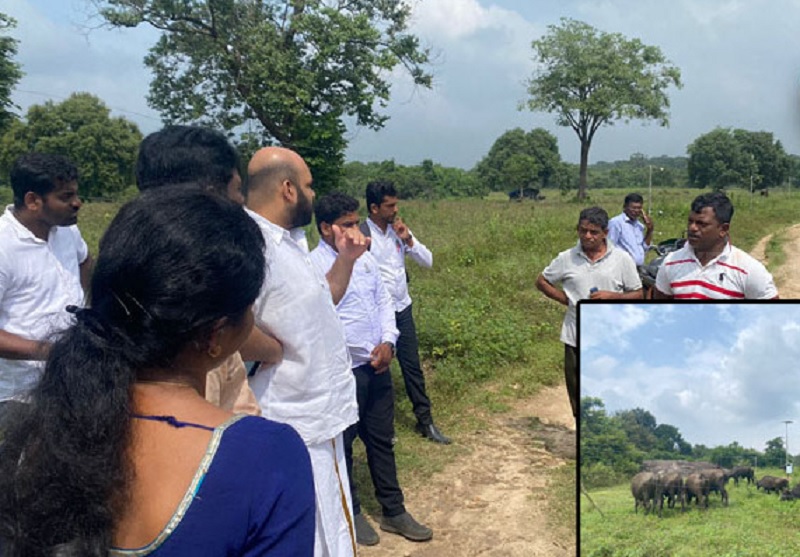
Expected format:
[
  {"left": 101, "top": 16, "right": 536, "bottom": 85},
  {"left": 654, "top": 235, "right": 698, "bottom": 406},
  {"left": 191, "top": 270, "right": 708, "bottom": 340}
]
[{"left": 630, "top": 462, "right": 800, "bottom": 516}]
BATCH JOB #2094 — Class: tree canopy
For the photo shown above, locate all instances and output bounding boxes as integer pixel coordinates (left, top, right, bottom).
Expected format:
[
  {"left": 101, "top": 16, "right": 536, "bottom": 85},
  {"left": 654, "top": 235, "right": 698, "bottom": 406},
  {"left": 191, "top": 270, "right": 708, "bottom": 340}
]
[
  {"left": 0, "top": 92, "right": 142, "bottom": 199},
  {"left": 96, "top": 0, "right": 432, "bottom": 191},
  {"left": 475, "top": 127, "right": 563, "bottom": 193},
  {"left": 687, "top": 128, "right": 791, "bottom": 191},
  {"left": 523, "top": 18, "right": 682, "bottom": 200},
  {"left": 0, "top": 13, "right": 23, "bottom": 135}
]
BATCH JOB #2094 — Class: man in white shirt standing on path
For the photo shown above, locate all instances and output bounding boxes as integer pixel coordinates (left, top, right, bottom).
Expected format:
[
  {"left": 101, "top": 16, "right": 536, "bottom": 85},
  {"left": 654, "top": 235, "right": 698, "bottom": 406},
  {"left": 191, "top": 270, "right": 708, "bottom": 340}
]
[
  {"left": 310, "top": 192, "right": 433, "bottom": 547},
  {"left": 0, "top": 153, "right": 92, "bottom": 416},
  {"left": 244, "top": 147, "right": 367, "bottom": 557},
  {"left": 364, "top": 181, "right": 450, "bottom": 445}
]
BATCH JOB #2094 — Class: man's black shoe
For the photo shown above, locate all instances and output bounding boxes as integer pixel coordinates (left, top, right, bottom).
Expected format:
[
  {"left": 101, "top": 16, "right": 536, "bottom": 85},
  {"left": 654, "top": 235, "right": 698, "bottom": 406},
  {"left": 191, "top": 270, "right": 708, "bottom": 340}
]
[
  {"left": 354, "top": 513, "right": 379, "bottom": 546},
  {"left": 380, "top": 512, "right": 433, "bottom": 542},
  {"left": 415, "top": 422, "right": 451, "bottom": 444}
]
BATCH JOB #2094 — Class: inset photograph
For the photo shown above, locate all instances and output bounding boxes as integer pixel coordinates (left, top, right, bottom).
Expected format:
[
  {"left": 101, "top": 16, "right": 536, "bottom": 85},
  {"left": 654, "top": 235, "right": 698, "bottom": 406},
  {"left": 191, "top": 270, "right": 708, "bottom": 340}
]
[{"left": 579, "top": 302, "right": 800, "bottom": 556}]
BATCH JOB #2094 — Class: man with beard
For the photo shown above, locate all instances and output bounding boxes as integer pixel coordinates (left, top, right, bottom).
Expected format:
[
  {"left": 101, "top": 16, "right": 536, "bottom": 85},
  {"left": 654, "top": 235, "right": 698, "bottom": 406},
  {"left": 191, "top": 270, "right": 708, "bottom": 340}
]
[
  {"left": 244, "top": 147, "right": 368, "bottom": 557},
  {"left": 364, "top": 181, "right": 450, "bottom": 444},
  {"left": 536, "top": 207, "right": 642, "bottom": 420},
  {"left": 0, "top": 153, "right": 92, "bottom": 415},
  {"left": 654, "top": 192, "right": 778, "bottom": 299}
]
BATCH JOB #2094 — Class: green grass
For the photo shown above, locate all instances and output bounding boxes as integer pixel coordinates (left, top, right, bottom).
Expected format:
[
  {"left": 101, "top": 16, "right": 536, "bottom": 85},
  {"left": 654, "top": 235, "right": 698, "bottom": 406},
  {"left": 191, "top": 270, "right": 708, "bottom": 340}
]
[{"left": 581, "top": 470, "right": 800, "bottom": 556}]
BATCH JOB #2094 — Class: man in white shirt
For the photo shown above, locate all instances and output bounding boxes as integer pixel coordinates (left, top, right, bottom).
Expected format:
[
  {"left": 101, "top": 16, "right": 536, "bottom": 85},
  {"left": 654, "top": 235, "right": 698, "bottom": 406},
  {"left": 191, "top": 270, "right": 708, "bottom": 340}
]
[
  {"left": 536, "top": 207, "right": 642, "bottom": 420},
  {"left": 310, "top": 192, "right": 433, "bottom": 547},
  {"left": 654, "top": 192, "right": 778, "bottom": 300},
  {"left": 0, "top": 153, "right": 92, "bottom": 413},
  {"left": 244, "top": 147, "right": 367, "bottom": 557},
  {"left": 364, "top": 181, "right": 450, "bottom": 445}
]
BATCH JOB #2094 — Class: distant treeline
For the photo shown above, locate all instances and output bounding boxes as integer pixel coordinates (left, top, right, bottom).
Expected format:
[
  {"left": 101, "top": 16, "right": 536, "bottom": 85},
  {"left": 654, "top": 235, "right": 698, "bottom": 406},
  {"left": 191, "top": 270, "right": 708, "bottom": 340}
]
[{"left": 581, "top": 397, "right": 792, "bottom": 488}]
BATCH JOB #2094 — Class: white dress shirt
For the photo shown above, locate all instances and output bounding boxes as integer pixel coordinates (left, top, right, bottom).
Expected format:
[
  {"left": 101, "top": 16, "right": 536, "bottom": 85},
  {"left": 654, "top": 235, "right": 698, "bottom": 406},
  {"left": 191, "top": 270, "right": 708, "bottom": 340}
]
[
  {"left": 245, "top": 209, "right": 358, "bottom": 445},
  {"left": 310, "top": 241, "right": 399, "bottom": 368},
  {"left": 366, "top": 218, "right": 432, "bottom": 312},
  {"left": 0, "top": 205, "right": 88, "bottom": 401}
]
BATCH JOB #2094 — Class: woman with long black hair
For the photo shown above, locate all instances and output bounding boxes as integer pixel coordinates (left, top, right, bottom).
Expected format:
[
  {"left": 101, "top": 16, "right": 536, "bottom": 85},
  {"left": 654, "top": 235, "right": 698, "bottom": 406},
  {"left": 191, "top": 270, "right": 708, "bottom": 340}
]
[{"left": 0, "top": 186, "right": 315, "bottom": 556}]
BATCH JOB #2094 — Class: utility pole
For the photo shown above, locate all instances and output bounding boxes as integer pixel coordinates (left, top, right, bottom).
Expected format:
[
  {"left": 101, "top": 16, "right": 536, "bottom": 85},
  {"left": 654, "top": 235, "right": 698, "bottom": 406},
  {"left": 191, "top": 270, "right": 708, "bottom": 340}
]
[{"left": 784, "top": 420, "right": 793, "bottom": 474}]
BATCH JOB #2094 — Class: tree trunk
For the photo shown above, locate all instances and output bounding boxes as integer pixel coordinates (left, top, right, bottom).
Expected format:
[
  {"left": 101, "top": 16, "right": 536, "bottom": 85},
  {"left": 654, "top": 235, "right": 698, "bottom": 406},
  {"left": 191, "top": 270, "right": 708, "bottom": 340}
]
[{"left": 579, "top": 138, "right": 590, "bottom": 201}]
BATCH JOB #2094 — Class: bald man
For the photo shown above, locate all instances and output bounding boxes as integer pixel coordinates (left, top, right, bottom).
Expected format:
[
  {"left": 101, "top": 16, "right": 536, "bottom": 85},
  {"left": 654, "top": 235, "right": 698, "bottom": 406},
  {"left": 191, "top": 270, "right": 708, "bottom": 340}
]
[{"left": 244, "top": 147, "right": 368, "bottom": 557}]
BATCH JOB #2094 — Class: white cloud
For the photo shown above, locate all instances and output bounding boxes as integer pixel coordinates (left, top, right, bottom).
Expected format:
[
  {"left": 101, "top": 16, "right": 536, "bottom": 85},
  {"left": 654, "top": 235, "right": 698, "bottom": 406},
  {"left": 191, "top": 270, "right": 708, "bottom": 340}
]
[{"left": 579, "top": 303, "right": 650, "bottom": 351}]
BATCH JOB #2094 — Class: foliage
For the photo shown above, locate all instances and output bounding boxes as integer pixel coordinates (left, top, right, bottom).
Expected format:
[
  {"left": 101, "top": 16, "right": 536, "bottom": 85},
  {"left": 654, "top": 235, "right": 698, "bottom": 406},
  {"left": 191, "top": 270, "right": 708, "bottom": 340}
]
[
  {"left": 96, "top": 0, "right": 432, "bottom": 192},
  {"left": 0, "top": 13, "right": 23, "bottom": 135},
  {"left": 475, "top": 127, "right": 562, "bottom": 192},
  {"left": 0, "top": 93, "right": 142, "bottom": 199},
  {"left": 523, "top": 18, "right": 682, "bottom": 200},
  {"left": 687, "top": 128, "right": 791, "bottom": 191},
  {"left": 341, "top": 159, "right": 485, "bottom": 200}
]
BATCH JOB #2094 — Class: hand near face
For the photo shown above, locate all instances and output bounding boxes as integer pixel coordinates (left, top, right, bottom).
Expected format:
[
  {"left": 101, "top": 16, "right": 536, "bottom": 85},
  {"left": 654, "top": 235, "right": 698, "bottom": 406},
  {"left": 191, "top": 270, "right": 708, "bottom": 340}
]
[
  {"left": 392, "top": 217, "right": 412, "bottom": 242},
  {"left": 641, "top": 212, "right": 654, "bottom": 231},
  {"left": 370, "top": 343, "right": 393, "bottom": 373},
  {"left": 332, "top": 223, "right": 370, "bottom": 262}
]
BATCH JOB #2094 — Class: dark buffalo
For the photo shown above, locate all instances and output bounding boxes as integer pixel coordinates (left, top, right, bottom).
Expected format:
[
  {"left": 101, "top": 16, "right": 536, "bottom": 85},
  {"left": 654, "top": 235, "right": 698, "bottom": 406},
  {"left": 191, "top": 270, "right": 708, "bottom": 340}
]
[
  {"left": 757, "top": 475, "right": 789, "bottom": 494},
  {"left": 631, "top": 471, "right": 657, "bottom": 514},
  {"left": 730, "top": 466, "right": 755, "bottom": 486},
  {"left": 704, "top": 469, "right": 729, "bottom": 506},
  {"left": 507, "top": 187, "right": 541, "bottom": 201},
  {"left": 780, "top": 484, "right": 800, "bottom": 501},
  {"left": 684, "top": 473, "right": 709, "bottom": 509},
  {"left": 655, "top": 471, "right": 684, "bottom": 516}
]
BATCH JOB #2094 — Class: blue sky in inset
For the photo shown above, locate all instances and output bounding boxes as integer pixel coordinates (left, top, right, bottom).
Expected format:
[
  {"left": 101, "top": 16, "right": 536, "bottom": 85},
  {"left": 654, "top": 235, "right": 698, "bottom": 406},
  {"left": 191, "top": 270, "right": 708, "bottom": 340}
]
[
  {"left": 4, "top": 0, "right": 800, "bottom": 169},
  {"left": 579, "top": 302, "right": 800, "bottom": 452}
]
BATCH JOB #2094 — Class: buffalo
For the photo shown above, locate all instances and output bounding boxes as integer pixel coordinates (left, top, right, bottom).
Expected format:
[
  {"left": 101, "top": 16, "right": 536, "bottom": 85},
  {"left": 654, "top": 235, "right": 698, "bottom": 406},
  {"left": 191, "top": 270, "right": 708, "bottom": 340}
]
[
  {"left": 703, "top": 469, "right": 729, "bottom": 506},
  {"left": 684, "top": 473, "right": 710, "bottom": 509},
  {"left": 631, "top": 471, "right": 657, "bottom": 514},
  {"left": 729, "top": 466, "right": 755, "bottom": 486},
  {"left": 780, "top": 484, "right": 800, "bottom": 501}
]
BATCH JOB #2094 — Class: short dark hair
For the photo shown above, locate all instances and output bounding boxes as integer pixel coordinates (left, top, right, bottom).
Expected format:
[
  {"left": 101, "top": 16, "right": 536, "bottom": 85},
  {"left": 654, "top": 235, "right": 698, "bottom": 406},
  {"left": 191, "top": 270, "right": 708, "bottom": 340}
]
[
  {"left": 690, "top": 192, "right": 734, "bottom": 225},
  {"left": 136, "top": 125, "right": 240, "bottom": 195},
  {"left": 365, "top": 180, "right": 397, "bottom": 210},
  {"left": 314, "top": 191, "right": 359, "bottom": 234},
  {"left": 578, "top": 206, "right": 609, "bottom": 230},
  {"left": 10, "top": 152, "right": 79, "bottom": 208},
  {"left": 624, "top": 193, "right": 644, "bottom": 206}
]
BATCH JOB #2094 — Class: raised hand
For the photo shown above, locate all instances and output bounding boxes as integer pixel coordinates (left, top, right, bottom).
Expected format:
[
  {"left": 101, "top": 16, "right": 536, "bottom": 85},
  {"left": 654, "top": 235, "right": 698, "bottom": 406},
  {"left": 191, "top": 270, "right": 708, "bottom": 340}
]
[{"left": 333, "top": 223, "right": 370, "bottom": 262}]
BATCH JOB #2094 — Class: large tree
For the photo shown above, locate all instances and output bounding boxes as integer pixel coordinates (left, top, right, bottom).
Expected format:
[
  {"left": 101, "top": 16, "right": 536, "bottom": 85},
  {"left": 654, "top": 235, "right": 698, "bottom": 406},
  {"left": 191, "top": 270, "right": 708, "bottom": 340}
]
[
  {"left": 0, "top": 92, "right": 142, "bottom": 199},
  {"left": 96, "top": 0, "right": 431, "bottom": 190},
  {"left": 0, "top": 13, "right": 23, "bottom": 135},
  {"left": 475, "top": 127, "right": 561, "bottom": 193},
  {"left": 523, "top": 18, "right": 682, "bottom": 200},
  {"left": 687, "top": 128, "right": 790, "bottom": 191}
]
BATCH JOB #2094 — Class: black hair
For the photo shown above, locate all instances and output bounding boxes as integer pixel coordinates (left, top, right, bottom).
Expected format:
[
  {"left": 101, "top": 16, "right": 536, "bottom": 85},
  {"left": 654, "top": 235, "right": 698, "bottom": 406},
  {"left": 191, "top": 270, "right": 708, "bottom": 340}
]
[
  {"left": 365, "top": 180, "right": 397, "bottom": 211},
  {"left": 0, "top": 186, "right": 265, "bottom": 556},
  {"left": 10, "top": 152, "right": 79, "bottom": 208},
  {"left": 690, "top": 192, "right": 734, "bottom": 225},
  {"left": 135, "top": 125, "right": 240, "bottom": 195},
  {"left": 314, "top": 191, "right": 359, "bottom": 234},
  {"left": 624, "top": 193, "right": 644, "bottom": 206},
  {"left": 578, "top": 206, "right": 609, "bottom": 230}
]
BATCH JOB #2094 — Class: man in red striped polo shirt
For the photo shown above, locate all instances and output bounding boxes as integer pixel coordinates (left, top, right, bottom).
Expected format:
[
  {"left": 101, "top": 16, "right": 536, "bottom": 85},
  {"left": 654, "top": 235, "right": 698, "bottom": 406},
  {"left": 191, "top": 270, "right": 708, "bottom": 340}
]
[{"left": 654, "top": 192, "right": 778, "bottom": 300}]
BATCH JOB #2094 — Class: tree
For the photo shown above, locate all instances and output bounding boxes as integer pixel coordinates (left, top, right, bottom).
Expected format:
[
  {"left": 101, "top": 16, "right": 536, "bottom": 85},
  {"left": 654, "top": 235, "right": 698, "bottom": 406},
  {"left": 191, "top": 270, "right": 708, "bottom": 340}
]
[
  {"left": 502, "top": 153, "right": 538, "bottom": 198},
  {"left": 523, "top": 18, "right": 682, "bottom": 200},
  {"left": 0, "top": 93, "right": 142, "bottom": 199},
  {"left": 687, "top": 128, "right": 790, "bottom": 191},
  {"left": 764, "top": 437, "right": 786, "bottom": 468},
  {"left": 96, "top": 0, "right": 431, "bottom": 191},
  {"left": 0, "top": 13, "right": 23, "bottom": 135},
  {"left": 475, "top": 127, "right": 561, "bottom": 193}
]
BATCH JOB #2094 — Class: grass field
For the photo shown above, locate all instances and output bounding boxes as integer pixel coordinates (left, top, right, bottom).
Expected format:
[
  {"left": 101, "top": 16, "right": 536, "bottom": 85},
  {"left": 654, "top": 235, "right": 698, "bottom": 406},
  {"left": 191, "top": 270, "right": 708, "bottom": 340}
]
[
  {"left": 581, "top": 468, "right": 800, "bottom": 557},
  {"left": 73, "top": 186, "right": 800, "bottom": 542}
]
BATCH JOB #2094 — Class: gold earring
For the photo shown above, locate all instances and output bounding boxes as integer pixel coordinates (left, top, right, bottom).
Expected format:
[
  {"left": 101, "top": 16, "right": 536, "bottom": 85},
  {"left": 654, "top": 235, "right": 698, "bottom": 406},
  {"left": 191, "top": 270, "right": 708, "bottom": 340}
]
[{"left": 208, "top": 345, "right": 222, "bottom": 358}]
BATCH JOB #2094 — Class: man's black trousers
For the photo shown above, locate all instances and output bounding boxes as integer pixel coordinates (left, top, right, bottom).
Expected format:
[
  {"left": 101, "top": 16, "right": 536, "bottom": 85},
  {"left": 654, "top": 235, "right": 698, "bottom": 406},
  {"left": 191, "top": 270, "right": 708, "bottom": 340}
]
[
  {"left": 344, "top": 363, "right": 405, "bottom": 518},
  {"left": 394, "top": 304, "right": 433, "bottom": 426}
]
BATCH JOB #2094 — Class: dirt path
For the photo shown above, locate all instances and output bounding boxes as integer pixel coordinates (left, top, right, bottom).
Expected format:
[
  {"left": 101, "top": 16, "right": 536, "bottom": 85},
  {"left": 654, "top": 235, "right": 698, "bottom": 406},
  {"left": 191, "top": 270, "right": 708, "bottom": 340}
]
[
  {"left": 359, "top": 385, "right": 576, "bottom": 557},
  {"left": 750, "top": 224, "right": 800, "bottom": 297}
]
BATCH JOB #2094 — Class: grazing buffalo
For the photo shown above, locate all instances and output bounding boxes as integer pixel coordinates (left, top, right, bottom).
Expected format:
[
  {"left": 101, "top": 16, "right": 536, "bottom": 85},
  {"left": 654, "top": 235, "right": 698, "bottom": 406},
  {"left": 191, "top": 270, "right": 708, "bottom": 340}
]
[
  {"left": 655, "top": 471, "right": 684, "bottom": 516},
  {"left": 780, "top": 484, "right": 800, "bottom": 501},
  {"left": 704, "top": 469, "right": 729, "bottom": 506},
  {"left": 631, "top": 472, "right": 657, "bottom": 514},
  {"left": 730, "top": 466, "right": 755, "bottom": 486},
  {"left": 684, "top": 473, "right": 710, "bottom": 509},
  {"left": 757, "top": 475, "right": 789, "bottom": 494}
]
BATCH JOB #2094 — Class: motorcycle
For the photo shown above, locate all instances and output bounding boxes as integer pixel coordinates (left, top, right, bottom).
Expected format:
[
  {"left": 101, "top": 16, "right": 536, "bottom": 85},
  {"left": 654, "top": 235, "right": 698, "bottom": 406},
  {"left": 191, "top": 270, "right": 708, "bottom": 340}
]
[{"left": 638, "top": 237, "right": 686, "bottom": 299}]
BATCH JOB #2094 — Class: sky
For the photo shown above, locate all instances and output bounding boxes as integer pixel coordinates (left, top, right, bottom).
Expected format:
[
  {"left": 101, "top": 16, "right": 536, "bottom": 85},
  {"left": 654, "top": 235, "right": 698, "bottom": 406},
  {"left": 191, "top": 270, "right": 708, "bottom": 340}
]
[
  {"left": 4, "top": 0, "right": 800, "bottom": 170},
  {"left": 579, "top": 302, "right": 800, "bottom": 453}
]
